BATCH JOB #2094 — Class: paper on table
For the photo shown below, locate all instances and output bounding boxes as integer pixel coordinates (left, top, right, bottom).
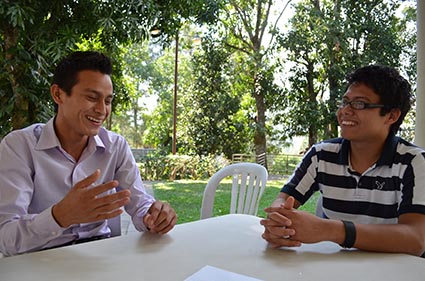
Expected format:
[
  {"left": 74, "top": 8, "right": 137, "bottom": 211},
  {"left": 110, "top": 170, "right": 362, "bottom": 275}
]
[{"left": 184, "top": 265, "right": 263, "bottom": 281}]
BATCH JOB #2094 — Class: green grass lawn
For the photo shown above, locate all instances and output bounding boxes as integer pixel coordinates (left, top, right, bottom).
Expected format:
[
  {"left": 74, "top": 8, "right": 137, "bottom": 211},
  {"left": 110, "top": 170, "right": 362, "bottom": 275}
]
[{"left": 152, "top": 179, "right": 320, "bottom": 224}]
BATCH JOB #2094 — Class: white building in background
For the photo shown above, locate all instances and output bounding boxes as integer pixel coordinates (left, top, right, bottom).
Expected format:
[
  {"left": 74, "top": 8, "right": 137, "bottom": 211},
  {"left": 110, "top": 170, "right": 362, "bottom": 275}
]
[{"left": 415, "top": 0, "right": 425, "bottom": 147}]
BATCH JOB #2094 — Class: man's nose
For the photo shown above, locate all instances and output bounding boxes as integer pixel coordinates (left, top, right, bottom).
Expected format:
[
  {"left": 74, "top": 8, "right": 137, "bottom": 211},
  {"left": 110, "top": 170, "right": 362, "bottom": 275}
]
[{"left": 94, "top": 101, "right": 106, "bottom": 114}]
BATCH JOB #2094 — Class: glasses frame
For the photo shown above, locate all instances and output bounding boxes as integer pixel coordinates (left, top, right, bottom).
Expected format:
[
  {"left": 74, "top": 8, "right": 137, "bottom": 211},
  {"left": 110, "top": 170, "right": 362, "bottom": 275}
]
[{"left": 337, "top": 100, "right": 387, "bottom": 110}]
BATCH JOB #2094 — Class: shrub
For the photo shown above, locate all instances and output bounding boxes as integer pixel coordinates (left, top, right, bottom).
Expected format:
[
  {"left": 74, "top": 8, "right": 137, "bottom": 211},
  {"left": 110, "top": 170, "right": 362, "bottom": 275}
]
[{"left": 139, "top": 152, "right": 229, "bottom": 181}]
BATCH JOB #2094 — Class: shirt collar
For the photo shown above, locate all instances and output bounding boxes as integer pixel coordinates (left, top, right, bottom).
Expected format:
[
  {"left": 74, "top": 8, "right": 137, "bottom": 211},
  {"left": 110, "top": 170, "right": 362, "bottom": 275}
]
[
  {"left": 90, "top": 133, "right": 105, "bottom": 149},
  {"left": 338, "top": 132, "right": 399, "bottom": 167},
  {"left": 35, "top": 118, "right": 61, "bottom": 150},
  {"left": 338, "top": 138, "right": 350, "bottom": 165},
  {"left": 35, "top": 117, "right": 105, "bottom": 151},
  {"left": 376, "top": 132, "right": 399, "bottom": 166}
]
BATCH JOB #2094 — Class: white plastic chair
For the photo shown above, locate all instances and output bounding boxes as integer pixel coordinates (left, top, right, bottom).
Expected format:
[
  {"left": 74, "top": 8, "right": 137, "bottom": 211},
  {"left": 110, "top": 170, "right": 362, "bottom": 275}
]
[
  {"left": 315, "top": 194, "right": 324, "bottom": 217},
  {"left": 200, "top": 162, "right": 268, "bottom": 219},
  {"left": 107, "top": 215, "right": 122, "bottom": 237}
]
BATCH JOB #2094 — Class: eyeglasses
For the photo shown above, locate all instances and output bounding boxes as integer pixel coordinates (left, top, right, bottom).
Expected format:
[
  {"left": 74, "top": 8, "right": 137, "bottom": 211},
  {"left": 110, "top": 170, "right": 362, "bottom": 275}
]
[{"left": 336, "top": 100, "right": 387, "bottom": 110}]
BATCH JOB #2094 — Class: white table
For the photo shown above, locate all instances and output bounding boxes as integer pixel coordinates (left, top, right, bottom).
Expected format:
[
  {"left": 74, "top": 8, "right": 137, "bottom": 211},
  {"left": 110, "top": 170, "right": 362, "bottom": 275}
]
[{"left": 0, "top": 214, "right": 423, "bottom": 281}]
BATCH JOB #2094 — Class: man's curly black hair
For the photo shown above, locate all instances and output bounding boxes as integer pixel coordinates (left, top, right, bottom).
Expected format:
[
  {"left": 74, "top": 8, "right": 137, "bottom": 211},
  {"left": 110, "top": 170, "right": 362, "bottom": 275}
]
[{"left": 346, "top": 65, "right": 413, "bottom": 133}]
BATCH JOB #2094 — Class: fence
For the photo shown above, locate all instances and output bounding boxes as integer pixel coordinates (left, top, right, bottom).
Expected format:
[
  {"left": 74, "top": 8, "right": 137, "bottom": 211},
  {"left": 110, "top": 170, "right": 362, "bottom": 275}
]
[
  {"left": 232, "top": 153, "right": 303, "bottom": 176},
  {"left": 132, "top": 149, "right": 303, "bottom": 179},
  {"left": 131, "top": 148, "right": 155, "bottom": 162}
]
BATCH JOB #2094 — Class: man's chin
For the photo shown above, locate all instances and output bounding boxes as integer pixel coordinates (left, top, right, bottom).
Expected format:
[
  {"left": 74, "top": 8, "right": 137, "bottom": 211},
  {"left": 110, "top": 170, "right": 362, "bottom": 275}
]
[
  {"left": 87, "top": 128, "right": 101, "bottom": 136},
  {"left": 340, "top": 132, "right": 354, "bottom": 141}
]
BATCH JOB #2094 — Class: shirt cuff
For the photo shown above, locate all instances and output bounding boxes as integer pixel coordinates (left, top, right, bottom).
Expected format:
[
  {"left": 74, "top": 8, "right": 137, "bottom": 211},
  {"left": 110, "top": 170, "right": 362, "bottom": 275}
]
[
  {"left": 32, "top": 206, "right": 69, "bottom": 237},
  {"left": 132, "top": 201, "right": 155, "bottom": 232}
]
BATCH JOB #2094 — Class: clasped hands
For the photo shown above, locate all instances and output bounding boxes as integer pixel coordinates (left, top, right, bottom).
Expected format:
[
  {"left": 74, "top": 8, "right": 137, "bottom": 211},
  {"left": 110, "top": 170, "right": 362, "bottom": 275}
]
[
  {"left": 261, "top": 196, "right": 323, "bottom": 248},
  {"left": 52, "top": 169, "right": 177, "bottom": 234}
]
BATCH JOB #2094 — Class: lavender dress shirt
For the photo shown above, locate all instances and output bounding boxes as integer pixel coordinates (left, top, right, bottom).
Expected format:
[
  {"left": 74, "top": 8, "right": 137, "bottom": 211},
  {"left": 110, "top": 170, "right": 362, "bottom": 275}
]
[{"left": 0, "top": 118, "right": 155, "bottom": 256}]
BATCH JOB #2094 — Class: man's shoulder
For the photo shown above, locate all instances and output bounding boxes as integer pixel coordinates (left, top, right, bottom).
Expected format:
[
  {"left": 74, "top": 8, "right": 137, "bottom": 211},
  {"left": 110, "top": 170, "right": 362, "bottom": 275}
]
[
  {"left": 97, "top": 127, "right": 129, "bottom": 147},
  {"left": 2, "top": 123, "right": 45, "bottom": 144},
  {"left": 396, "top": 138, "right": 425, "bottom": 155},
  {"left": 321, "top": 137, "right": 344, "bottom": 145},
  {"left": 314, "top": 137, "right": 344, "bottom": 151}
]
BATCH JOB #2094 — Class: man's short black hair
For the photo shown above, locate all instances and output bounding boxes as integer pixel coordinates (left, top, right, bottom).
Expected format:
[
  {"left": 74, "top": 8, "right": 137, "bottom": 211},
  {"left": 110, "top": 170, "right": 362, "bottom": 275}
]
[
  {"left": 52, "top": 51, "right": 112, "bottom": 112},
  {"left": 346, "top": 65, "right": 412, "bottom": 133}
]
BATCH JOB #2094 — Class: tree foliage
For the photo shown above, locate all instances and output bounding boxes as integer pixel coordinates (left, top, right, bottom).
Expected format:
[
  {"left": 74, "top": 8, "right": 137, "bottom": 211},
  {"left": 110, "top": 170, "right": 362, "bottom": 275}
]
[
  {"left": 189, "top": 0, "right": 292, "bottom": 166},
  {"left": 0, "top": 0, "right": 417, "bottom": 161},
  {"left": 142, "top": 45, "right": 177, "bottom": 151},
  {"left": 178, "top": 34, "right": 253, "bottom": 158},
  {"left": 0, "top": 0, "right": 220, "bottom": 138}
]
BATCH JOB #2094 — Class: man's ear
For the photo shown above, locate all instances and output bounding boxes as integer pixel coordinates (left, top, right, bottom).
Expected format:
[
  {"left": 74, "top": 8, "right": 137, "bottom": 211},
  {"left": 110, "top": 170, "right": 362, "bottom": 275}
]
[
  {"left": 50, "top": 84, "right": 63, "bottom": 105},
  {"left": 387, "top": 108, "right": 401, "bottom": 125}
]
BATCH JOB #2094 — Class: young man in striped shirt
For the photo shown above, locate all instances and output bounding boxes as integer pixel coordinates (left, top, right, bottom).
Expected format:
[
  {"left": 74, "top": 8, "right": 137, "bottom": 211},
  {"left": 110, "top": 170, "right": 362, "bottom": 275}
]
[{"left": 261, "top": 65, "right": 425, "bottom": 256}]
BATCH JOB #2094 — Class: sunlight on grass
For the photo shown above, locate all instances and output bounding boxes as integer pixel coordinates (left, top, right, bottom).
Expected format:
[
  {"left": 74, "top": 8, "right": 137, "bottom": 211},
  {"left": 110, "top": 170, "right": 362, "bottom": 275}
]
[{"left": 153, "top": 179, "right": 320, "bottom": 224}]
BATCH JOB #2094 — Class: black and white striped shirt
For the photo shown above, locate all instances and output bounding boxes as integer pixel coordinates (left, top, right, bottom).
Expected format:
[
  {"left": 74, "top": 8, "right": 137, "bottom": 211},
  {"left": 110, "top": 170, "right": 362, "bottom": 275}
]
[{"left": 281, "top": 133, "right": 425, "bottom": 224}]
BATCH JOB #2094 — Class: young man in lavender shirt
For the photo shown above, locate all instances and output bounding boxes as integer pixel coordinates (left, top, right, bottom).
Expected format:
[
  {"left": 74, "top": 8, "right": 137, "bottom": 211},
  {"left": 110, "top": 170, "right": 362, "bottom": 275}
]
[{"left": 0, "top": 51, "right": 177, "bottom": 256}]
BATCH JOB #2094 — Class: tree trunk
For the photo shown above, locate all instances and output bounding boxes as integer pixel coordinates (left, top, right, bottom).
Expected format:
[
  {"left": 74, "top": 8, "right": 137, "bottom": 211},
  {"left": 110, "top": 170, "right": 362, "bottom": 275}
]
[
  {"left": 327, "top": 73, "right": 339, "bottom": 138},
  {"left": 326, "top": 0, "right": 342, "bottom": 139},
  {"left": 306, "top": 61, "right": 319, "bottom": 146},
  {"left": 253, "top": 72, "right": 268, "bottom": 169},
  {"left": 4, "top": 24, "right": 29, "bottom": 130},
  {"left": 132, "top": 100, "right": 139, "bottom": 148}
]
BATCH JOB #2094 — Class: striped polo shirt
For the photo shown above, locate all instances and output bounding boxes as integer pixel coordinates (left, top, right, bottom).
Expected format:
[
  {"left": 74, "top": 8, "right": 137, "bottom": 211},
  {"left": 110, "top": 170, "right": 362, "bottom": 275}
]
[{"left": 281, "top": 133, "right": 425, "bottom": 224}]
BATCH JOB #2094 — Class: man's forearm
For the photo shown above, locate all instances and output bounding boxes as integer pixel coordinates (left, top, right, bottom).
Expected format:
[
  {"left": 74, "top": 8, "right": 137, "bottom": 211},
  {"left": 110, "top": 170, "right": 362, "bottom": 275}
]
[{"left": 0, "top": 207, "right": 66, "bottom": 256}]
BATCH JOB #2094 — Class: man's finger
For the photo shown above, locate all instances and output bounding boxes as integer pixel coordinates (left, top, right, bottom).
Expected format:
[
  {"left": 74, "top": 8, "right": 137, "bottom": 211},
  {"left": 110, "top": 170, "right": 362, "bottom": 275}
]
[
  {"left": 264, "top": 206, "right": 291, "bottom": 215},
  {"left": 260, "top": 218, "right": 287, "bottom": 227},
  {"left": 156, "top": 214, "right": 177, "bottom": 234},
  {"left": 87, "top": 180, "right": 120, "bottom": 197},
  {"left": 262, "top": 233, "right": 301, "bottom": 248},
  {"left": 93, "top": 191, "right": 131, "bottom": 210},
  {"left": 283, "top": 196, "right": 295, "bottom": 209},
  {"left": 74, "top": 169, "right": 101, "bottom": 190},
  {"left": 148, "top": 201, "right": 164, "bottom": 223}
]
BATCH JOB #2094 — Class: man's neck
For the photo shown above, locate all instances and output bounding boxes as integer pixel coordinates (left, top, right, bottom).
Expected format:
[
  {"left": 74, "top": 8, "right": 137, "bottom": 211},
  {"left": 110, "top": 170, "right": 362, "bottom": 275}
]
[
  {"left": 349, "top": 137, "right": 386, "bottom": 174},
  {"left": 61, "top": 137, "right": 89, "bottom": 162},
  {"left": 53, "top": 117, "right": 89, "bottom": 162}
]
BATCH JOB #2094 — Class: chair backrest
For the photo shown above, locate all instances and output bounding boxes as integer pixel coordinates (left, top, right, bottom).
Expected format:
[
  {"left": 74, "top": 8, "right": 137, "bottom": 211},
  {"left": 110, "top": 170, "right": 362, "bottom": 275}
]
[
  {"left": 200, "top": 162, "right": 268, "bottom": 219},
  {"left": 107, "top": 215, "right": 122, "bottom": 237},
  {"left": 315, "top": 194, "right": 324, "bottom": 217}
]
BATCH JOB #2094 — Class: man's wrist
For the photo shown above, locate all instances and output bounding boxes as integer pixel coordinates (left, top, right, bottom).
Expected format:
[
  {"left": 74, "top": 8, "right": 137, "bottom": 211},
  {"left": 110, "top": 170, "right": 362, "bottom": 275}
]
[
  {"left": 340, "top": 220, "right": 356, "bottom": 248},
  {"left": 271, "top": 197, "right": 285, "bottom": 207},
  {"left": 52, "top": 204, "right": 67, "bottom": 227}
]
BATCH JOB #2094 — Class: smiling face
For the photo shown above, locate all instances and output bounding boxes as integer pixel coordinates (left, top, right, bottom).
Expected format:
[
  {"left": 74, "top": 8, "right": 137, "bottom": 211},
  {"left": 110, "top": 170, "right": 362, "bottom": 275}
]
[
  {"left": 336, "top": 82, "right": 398, "bottom": 144},
  {"left": 51, "top": 70, "right": 113, "bottom": 145}
]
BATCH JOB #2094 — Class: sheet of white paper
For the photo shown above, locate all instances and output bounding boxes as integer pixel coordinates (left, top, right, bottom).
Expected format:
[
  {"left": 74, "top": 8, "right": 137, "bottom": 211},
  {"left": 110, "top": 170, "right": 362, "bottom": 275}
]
[{"left": 184, "top": 265, "right": 263, "bottom": 281}]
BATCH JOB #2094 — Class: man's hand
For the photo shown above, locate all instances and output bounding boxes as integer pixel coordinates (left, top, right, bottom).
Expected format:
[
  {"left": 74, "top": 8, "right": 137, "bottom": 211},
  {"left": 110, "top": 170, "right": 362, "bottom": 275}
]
[
  {"left": 261, "top": 196, "right": 301, "bottom": 248},
  {"left": 52, "top": 169, "right": 131, "bottom": 227},
  {"left": 143, "top": 201, "right": 177, "bottom": 234},
  {"left": 261, "top": 196, "right": 328, "bottom": 248}
]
